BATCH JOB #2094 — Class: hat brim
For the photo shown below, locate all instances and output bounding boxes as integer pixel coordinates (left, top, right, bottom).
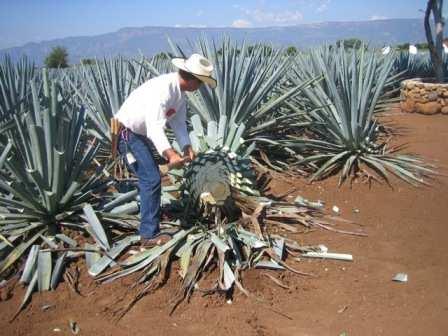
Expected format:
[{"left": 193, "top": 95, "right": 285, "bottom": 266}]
[{"left": 172, "top": 58, "right": 217, "bottom": 89}]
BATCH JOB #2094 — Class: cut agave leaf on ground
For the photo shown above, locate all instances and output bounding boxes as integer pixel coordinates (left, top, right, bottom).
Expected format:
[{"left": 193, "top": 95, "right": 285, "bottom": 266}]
[
  {"left": 175, "top": 232, "right": 205, "bottom": 258},
  {"left": 50, "top": 252, "right": 67, "bottom": 290},
  {"left": 179, "top": 245, "right": 193, "bottom": 279},
  {"left": 20, "top": 245, "right": 39, "bottom": 284},
  {"left": 55, "top": 234, "right": 77, "bottom": 247},
  {"left": 255, "top": 260, "right": 285, "bottom": 270},
  {"left": 82, "top": 204, "right": 110, "bottom": 250},
  {"left": 272, "top": 239, "right": 285, "bottom": 260},
  {"left": 223, "top": 261, "right": 235, "bottom": 290},
  {"left": 84, "top": 243, "right": 102, "bottom": 269},
  {"left": 121, "top": 230, "right": 190, "bottom": 267},
  {"left": 37, "top": 250, "right": 52, "bottom": 292},
  {"left": 12, "top": 270, "right": 38, "bottom": 321},
  {"left": 236, "top": 229, "right": 267, "bottom": 249},
  {"left": 173, "top": 239, "right": 213, "bottom": 310},
  {"left": 88, "top": 235, "right": 140, "bottom": 277},
  {"left": 99, "top": 230, "right": 191, "bottom": 284},
  {"left": 210, "top": 233, "right": 230, "bottom": 253}
]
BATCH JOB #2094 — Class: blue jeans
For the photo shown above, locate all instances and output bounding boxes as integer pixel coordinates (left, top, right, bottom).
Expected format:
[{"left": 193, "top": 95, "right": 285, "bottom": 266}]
[{"left": 118, "top": 131, "right": 161, "bottom": 239}]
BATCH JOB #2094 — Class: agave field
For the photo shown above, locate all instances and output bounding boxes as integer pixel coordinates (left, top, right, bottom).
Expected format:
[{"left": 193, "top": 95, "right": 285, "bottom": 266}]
[{"left": 0, "top": 38, "right": 437, "bottom": 320}]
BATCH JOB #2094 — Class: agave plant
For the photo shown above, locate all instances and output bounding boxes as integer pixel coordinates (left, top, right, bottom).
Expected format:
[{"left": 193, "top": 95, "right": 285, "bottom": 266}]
[
  {"left": 139, "top": 51, "right": 175, "bottom": 77},
  {"left": 282, "top": 45, "right": 434, "bottom": 185},
  {"left": 0, "top": 72, "right": 141, "bottom": 318},
  {"left": 391, "top": 51, "right": 434, "bottom": 80},
  {"left": 0, "top": 55, "right": 36, "bottom": 130},
  {"left": 68, "top": 56, "right": 147, "bottom": 144},
  {"left": 69, "top": 54, "right": 177, "bottom": 145},
  {"left": 166, "top": 38, "right": 318, "bottom": 158}
]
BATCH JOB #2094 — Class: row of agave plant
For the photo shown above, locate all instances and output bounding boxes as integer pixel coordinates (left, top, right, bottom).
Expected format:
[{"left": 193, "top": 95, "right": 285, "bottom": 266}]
[
  {"left": 391, "top": 50, "right": 448, "bottom": 80},
  {"left": 0, "top": 38, "right": 435, "bottom": 319}
]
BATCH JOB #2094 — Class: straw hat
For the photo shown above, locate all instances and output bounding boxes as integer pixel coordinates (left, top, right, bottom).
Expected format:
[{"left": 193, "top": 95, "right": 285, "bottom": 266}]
[{"left": 172, "top": 54, "right": 217, "bottom": 88}]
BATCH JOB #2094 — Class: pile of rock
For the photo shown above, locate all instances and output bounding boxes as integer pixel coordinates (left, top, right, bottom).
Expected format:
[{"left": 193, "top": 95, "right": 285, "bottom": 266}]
[{"left": 400, "top": 78, "right": 448, "bottom": 115}]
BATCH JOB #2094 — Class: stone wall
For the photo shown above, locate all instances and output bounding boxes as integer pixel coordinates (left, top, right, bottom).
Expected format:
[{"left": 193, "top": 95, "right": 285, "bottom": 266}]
[{"left": 400, "top": 78, "right": 448, "bottom": 115}]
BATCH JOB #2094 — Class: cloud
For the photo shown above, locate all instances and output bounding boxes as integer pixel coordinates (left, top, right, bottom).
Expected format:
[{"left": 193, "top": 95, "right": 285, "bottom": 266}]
[
  {"left": 316, "top": 0, "right": 331, "bottom": 13},
  {"left": 369, "top": 15, "right": 388, "bottom": 20},
  {"left": 232, "top": 19, "right": 252, "bottom": 28},
  {"left": 174, "top": 24, "right": 208, "bottom": 28},
  {"left": 243, "top": 8, "right": 303, "bottom": 25}
]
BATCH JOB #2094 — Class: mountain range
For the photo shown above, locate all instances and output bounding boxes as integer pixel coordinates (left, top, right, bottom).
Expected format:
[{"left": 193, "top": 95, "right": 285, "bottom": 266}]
[{"left": 0, "top": 18, "right": 441, "bottom": 65}]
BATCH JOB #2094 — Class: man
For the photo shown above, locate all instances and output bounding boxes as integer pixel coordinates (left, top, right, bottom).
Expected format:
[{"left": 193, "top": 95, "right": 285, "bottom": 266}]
[{"left": 116, "top": 54, "right": 217, "bottom": 247}]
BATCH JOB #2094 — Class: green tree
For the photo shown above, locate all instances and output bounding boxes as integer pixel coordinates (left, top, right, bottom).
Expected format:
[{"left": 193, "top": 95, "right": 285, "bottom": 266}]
[
  {"left": 246, "top": 44, "right": 272, "bottom": 56},
  {"left": 44, "top": 46, "right": 69, "bottom": 68},
  {"left": 415, "top": 42, "right": 429, "bottom": 50},
  {"left": 396, "top": 42, "right": 410, "bottom": 50},
  {"left": 217, "top": 47, "right": 240, "bottom": 56},
  {"left": 286, "top": 46, "right": 298, "bottom": 56},
  {"left": 261, "top": 45, "right": 273, "bottom": 56},
  {"left": 153, "top": 51, "right": 174, "bottom": 60},
  {"left": 80, "top": 58, "right": 96, "bottom": 65},
  {"left": 336, "top": 38, "right": 364, "bottom": 49}
]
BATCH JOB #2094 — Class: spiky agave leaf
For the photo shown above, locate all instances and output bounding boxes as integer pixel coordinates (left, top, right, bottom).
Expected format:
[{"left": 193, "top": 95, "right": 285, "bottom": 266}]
[
  {"left": 283, "top": 45, "right": 435, "bottom": 185},
  {"left": 68, "top": 53, "right": 175, "bottom": 146},
  {"left": 0, "top": 55, "right": 36, "bottom": 131},
  {"left": 68, "top": 56, "right": 147, "bottom": 144},
  {"left": 136, "top": 51, "right": 174, "bottom": 78}
]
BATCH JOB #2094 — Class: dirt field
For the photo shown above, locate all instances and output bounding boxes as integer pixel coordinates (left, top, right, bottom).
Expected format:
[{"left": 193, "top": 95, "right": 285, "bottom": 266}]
[{"left": 1, "top": 108, "right": 447, "bottom": 336}]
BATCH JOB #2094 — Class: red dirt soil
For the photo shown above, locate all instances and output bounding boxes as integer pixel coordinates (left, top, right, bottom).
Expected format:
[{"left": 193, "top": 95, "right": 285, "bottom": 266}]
[{"left": 1, "top": 108, "right": 448, "bottom": 336}]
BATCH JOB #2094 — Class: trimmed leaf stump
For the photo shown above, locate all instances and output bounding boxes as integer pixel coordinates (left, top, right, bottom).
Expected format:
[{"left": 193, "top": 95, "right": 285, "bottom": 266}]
[{"left": 400, "top": 78, "right": 448, "bottom": 115}]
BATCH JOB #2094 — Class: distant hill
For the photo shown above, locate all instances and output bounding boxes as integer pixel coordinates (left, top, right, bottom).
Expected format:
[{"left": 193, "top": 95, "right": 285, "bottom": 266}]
[{"left": 0, "top": 18, "right": 441, "bottom": 65}]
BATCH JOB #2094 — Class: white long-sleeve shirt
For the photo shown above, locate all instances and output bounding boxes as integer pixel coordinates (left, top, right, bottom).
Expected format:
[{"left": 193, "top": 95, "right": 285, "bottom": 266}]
[{"left": 115, "top": 72, "right": 190, "bottom": 155}]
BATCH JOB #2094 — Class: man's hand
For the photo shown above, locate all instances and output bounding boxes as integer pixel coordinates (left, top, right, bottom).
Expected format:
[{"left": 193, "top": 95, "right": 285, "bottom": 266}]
[
  {"left": 163, "top": 148, "right": 189, "bottom": 169},
  {"left": 183, "top": 145, "right": 195, "bottom": 161}
]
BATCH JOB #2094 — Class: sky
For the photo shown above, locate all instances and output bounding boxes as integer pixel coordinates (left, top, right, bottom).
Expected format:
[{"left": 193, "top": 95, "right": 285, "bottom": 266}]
[{"left": 0, "top": 0, "right": 430, "bottom": 49}]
